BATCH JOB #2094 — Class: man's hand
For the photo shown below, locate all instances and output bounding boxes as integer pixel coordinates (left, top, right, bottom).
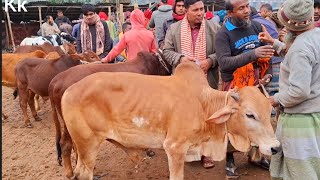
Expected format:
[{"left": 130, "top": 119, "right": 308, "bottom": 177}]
[
  {"left": 199, "top": 58, "right": 212, "bottom": 73},
  {"left": 180, "top": 56, "right": 195, "bottom": 63},
  {"left": 269, "top": 96, "right": 279, "bottom": 107},
  {"left": 258, "top": 25, "right": 274, "bottom": 44},
  {"left": 279, "top": 28, "right": 288, "bottom": 42},
  {"left": 255, "top": 45, "right": 275, "bottom": 58}
]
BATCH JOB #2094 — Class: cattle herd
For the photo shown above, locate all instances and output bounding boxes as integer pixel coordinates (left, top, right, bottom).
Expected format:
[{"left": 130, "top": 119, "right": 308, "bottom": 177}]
[{"left": 2, "top": 36, "right": 280, "bottom": 180}]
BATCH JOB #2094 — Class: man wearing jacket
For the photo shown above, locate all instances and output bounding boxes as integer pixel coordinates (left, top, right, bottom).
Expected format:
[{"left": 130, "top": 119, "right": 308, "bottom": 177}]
[{"left": 148, "top": 0, "right": 173, "bottom": 46}]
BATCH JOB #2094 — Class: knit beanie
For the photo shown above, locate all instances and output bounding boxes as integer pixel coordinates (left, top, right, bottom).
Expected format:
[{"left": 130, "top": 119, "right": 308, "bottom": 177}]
[{"left": 277, "top": 0, "right": 314, "bottom": 31}]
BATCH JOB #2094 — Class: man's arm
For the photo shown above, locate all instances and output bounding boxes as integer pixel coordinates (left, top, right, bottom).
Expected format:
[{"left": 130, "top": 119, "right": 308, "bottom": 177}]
[
  {"left": 163, "top": 26, "right": 184, "bottom": 67},
  {"left": 215, "top": 31, "right": 256, "bottom": 72},
  {"left": 53, "top": 23, "right": 61, "bottom": 34},
  {"left": 76, "top": 25, "right": 82, "bottom": 53},
  {"left": 148, "top": 13, "right": 156, "bottom": 28},
  {"left": 274, "top": 50, "right": 313, "bottom": 107},
  {"left": 101, "top": 36, "right": 125, "bottom": 62}
]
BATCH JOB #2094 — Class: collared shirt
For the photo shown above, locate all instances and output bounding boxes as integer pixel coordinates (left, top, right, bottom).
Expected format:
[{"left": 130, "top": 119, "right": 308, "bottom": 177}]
[{"left": 191, "top": 26, "right": 200, "bottom": 53}]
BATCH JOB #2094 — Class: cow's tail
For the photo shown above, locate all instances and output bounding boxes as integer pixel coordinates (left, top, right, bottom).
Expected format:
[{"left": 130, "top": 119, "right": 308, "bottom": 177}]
[
  {"left": 13, "top": 88, "right": 18, "bottom": 99},
  {"left": 49, "top": 89, "right": 63, "bottom": 166}
]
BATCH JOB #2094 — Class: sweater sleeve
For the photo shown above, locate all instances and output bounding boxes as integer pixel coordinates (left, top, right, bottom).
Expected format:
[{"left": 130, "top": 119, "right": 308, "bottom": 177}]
[
  {"left": 274, "top": 50, "right": 313, "bottom": 107},
  {"left": 76, "top": 24, "right": 82, "bottom": 53},
  {"left": 215, "top": 30, "right": 257, "bottom": 72},
  {"left": 163, "top": 26, "right": 183, "bottom": 68},
  {"left": 148, "top": 14, "right": 156, "bottom": 28}
]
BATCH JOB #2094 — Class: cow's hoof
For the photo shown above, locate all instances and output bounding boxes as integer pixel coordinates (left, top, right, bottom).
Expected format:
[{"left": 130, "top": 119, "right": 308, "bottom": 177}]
[
  {"left": 24, "top": 123, "right": 33, "bottom": 128},
  {"left": 57, "top": 157, "right": 62, "bottom": 166},
  {"left": 34, "top": 116, "right": 42, "bottom": 121}
]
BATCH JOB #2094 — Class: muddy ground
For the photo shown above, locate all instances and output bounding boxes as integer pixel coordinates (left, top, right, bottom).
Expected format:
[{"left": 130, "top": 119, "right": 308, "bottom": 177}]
[{"left": 2, "top": 86, "right": 272, "bottom": 180}]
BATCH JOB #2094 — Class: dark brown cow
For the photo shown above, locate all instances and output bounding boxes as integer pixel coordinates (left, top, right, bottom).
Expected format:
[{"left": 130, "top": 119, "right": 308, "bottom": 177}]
[
  {"left": 48, "top": 51, "right": 171, "bottom": 177},
  {"left": 14, "top": 42, "right": 75, "bottom": 56},
  {"left": 15, "top": 51, "right": 100, "bottom": 128}
]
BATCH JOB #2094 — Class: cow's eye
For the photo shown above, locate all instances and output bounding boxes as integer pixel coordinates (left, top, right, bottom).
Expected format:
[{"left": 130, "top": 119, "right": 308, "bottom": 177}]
[{"left": 246, "top": 113, "right": 255, "bottom": 119}]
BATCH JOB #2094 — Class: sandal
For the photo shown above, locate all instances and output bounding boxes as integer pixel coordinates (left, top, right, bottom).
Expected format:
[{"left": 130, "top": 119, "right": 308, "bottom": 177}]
[{"left": 201, "top": 156, "right": 215, "bottom": 169}]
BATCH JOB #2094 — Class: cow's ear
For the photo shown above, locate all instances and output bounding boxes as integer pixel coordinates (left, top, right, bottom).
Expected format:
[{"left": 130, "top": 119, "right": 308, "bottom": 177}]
[{"left": 206, "top": 106, "right": 234, "bottom": 124}]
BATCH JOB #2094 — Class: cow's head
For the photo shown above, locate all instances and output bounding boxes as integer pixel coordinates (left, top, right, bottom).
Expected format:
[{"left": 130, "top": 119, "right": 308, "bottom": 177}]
[
  {"left": 62, "top": 42, "right": 77, "bottom": 55},
  {"left": 70, "top": 50, "right": 100, "bottom": 63},
  {"left": 60, "top": 32, "right": 76, "bottom": 44},
  {"left": 206, "top": 86, "right": 280, "bottom": 156}
]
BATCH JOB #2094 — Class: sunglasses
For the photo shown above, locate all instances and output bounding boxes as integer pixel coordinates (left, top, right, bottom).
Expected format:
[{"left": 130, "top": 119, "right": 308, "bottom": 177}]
[{"left": 84, "top": 12, "right": 94, "bottom": 16}]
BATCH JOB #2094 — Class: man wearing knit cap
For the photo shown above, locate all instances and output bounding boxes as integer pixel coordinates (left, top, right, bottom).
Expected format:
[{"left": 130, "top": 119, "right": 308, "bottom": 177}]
[{"left": 268, "top": 0, "right": 320, "bottom": 179}]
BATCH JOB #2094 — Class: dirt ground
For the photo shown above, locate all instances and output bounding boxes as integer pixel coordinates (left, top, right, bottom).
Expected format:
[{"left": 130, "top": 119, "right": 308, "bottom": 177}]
[{"left": 2, "top": 86, "right": 273, "bottom": 180}]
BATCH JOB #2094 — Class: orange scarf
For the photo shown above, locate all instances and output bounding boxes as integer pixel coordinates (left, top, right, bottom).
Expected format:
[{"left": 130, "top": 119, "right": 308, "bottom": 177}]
[
  {"left": 180, "top": 17, "right": 206, "bottom": 62},
  {"left": 231, "top": 57, "right": 270, "bottom": 88}
]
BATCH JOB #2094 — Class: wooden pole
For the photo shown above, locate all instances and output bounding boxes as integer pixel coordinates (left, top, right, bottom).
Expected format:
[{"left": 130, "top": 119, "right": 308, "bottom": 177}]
[
  {"left": 6, "top": 10, "right": 16, "bottom": 51},
  {"left": 38, "top": 7, "right": 43, "bottom": 36},
  {"left": 108, "top": 6, "right": 111, "bottom": 19},
  {"left": 212, "top": 4, "right": 215, "bottom": 12},
  {"left": 119, "top": 4, "right": 124, "bottom": 31},
  {"left": 4, "top": 19, "right": 10, "bottom": 49}
]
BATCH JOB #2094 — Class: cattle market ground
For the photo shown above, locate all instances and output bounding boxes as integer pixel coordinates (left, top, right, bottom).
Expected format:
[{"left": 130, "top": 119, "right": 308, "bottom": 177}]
[{"left": 2, "top": 86, "right": 274, "bottom": 180}]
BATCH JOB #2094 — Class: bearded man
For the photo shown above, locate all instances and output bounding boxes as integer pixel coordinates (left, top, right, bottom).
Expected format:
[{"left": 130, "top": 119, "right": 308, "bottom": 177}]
[
  {"left": 215, "top": 0, "right": 275, "bottom": 178},
  {"left": 41, "top": 15, "right": 61, "bottom": 36}
]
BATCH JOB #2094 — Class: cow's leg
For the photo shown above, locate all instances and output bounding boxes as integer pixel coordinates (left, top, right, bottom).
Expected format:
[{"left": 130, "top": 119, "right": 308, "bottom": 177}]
[
  {"left": 17, "top": 85, "right": 32, "bottom": 127},
  {"left": 60, "top": 126, "right": 74, "bottom": 178},
  {"left": 163, "top": 139, "right": 188, "bottom": 180},
  {"left": 34, "top": 94, "right": 40, "bottom": 112},
  {"left": 72, "top": 134, "right": 102, "bottom": 180},
  {"left": 28, "top": 91, "right": 41, "bottom": 122}
]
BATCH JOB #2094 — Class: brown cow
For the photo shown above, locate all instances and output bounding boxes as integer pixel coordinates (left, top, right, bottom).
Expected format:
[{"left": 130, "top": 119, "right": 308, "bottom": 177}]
[
  {"left": 61, "top": 62, "right": 280, "bottom": 179},
  {"left": 2, "top": 50, "right": 47, "bottom": 120},
  {"left": 48, "top": 51, "right": 171, "bottom": 174},
  {"left": 14, "top": 42, "right": 70, "bottom": 55},
  {"left": 15, "top": 51, "right": 100, "bottom": 128}
]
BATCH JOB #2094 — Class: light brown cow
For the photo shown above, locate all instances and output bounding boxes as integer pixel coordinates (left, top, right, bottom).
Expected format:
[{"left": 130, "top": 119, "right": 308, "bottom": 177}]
[{"left": 61, "top": 62, "right": 280, "bottom": 180}]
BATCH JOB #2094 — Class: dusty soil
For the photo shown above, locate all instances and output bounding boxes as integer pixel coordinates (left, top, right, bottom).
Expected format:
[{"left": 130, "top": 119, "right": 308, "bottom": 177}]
[{"left": 2, "top": 86, "right": 272, "bottom": 180}]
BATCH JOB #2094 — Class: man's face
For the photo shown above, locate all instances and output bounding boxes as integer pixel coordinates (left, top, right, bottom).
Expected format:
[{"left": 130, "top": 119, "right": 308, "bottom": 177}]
[
  {"left": 175, "top": 1, "right": 186, "bottom": 15},
  {"left": 315, "top": 6, "right": 320, "bottom": 22},
  {"left": 48, "top": 16, "right": 54, "bottom": 24},
  {"left": 124, "top": 25, "right": 132, "bottom": 33},
  {"left": 57, "top": 12, "right": 63, "bottom": 18},
  {"left": 229, "top": 0, "right": 250, "bottom": 20},
  {"left": 186, "top": 1, "right": 204, "bottom": 25},
  {"left": 260, "top": 7, "right": 268, "bottom": 18}
]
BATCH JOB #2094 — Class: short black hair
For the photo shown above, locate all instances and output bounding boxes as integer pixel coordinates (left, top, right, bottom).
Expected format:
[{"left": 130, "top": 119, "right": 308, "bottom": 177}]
[
  {"left": 122, "top": 22, "right": 131, "bottom": 31},
  {"left": 57, "top": 10, "right": 63, "bottom": 13},
  {"left": 161, "top": 0, "right": 168, "bottom": 4},
  {"left": 82, "top": 4, "right": 96, "bottom": 14},
  {"left": 225, "top": 0, "right": 233, "bottom": 11},
  {"left": 184, "top": 0, "right": 202, "bottom": 9},
  {"left": 260, "top": 3, "right": 272, "bottom": 12},
  {"left": 315, "top": 0, "right": 320, "bottom": 8},
  {"left": 45, "top": 15, "right": 52, "bottom": 21}
]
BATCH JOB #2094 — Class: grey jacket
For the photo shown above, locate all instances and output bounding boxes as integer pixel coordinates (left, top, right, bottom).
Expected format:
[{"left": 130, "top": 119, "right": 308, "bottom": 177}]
[
  {"left": 274, "top": 28, "right": 320, "bottom": 113},
  {"left": 148, "top": 5, "right": 172, "bottom": 45},
  {"left": 163, "top": 20, "right": 220, "bottom": 89}
]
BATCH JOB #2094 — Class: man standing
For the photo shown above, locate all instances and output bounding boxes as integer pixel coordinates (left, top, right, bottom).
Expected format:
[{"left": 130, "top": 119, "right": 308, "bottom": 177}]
[
  {"left": 77, "top": 4, "right": 113, "bottom": 59},
  {"left": 163, "top": 0, "right": 220, "bottom": 168},
  {"left": 215, "top": 0, "right": 274, "bottom": 178},
  {"left": 158, "top": 0, "right": 186, "bottom": 49},
  {"left": 112, "top": 22, "right": 132, "bottom": 62},
  {"left": 55, "top": 10, "right": 72, "bottom": 27},
  {"left": 269, "top": 0, "right": 320, "bottom": 179},
  {"left": 41, "top": 15, "right": 60, "bottom": 36},
  {"left": 148, "top": 0, "right": 173, "bottom": 46},
  {"left": 260, "top": 3, "right": 276, "bottom": 25},
  {"left": 315, "top": 0, "right": 320, "bottom": 27}
]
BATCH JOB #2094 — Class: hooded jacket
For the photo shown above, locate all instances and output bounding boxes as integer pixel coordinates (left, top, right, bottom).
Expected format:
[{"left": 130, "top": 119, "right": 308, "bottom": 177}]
[
  {"left": 148, "top": 4, "right": 173, "bottom": 45},
  {"left": 102, "top": 9, "right": 157, "bottom": 62}
]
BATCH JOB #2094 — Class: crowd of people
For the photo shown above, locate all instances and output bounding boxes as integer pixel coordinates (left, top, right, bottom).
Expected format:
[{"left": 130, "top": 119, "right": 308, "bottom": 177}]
[{"left": 37, "top": 0, "right": 320, "bottom": 179}]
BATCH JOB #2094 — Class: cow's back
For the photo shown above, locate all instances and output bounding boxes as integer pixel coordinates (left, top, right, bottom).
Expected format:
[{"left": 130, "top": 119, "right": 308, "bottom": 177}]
[{"left": 62, "top": 72, "right": 204, "bottom": 148}]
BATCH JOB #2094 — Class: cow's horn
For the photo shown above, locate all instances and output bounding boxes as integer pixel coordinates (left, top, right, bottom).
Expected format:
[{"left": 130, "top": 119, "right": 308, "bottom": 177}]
[{"left": 231, "top": 93, "right": 240, "bottom": 102}]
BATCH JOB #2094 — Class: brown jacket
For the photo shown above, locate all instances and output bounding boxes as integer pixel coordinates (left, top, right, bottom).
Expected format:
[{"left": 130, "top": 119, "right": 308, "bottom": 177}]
[{"left": 163, "top": 20, "right": 220, "bottom": 89}]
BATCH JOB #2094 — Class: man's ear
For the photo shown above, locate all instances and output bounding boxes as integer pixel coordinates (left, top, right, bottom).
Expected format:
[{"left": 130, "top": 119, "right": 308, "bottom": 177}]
[{"left": 206, "top": 106, "right": 234, "bottom": 124}]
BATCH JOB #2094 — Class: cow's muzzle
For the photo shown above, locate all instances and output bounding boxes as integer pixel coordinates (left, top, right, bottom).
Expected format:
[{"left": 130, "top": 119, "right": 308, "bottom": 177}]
[{"left": 271, "top": 147, "right": 280, "bottom": 155}]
